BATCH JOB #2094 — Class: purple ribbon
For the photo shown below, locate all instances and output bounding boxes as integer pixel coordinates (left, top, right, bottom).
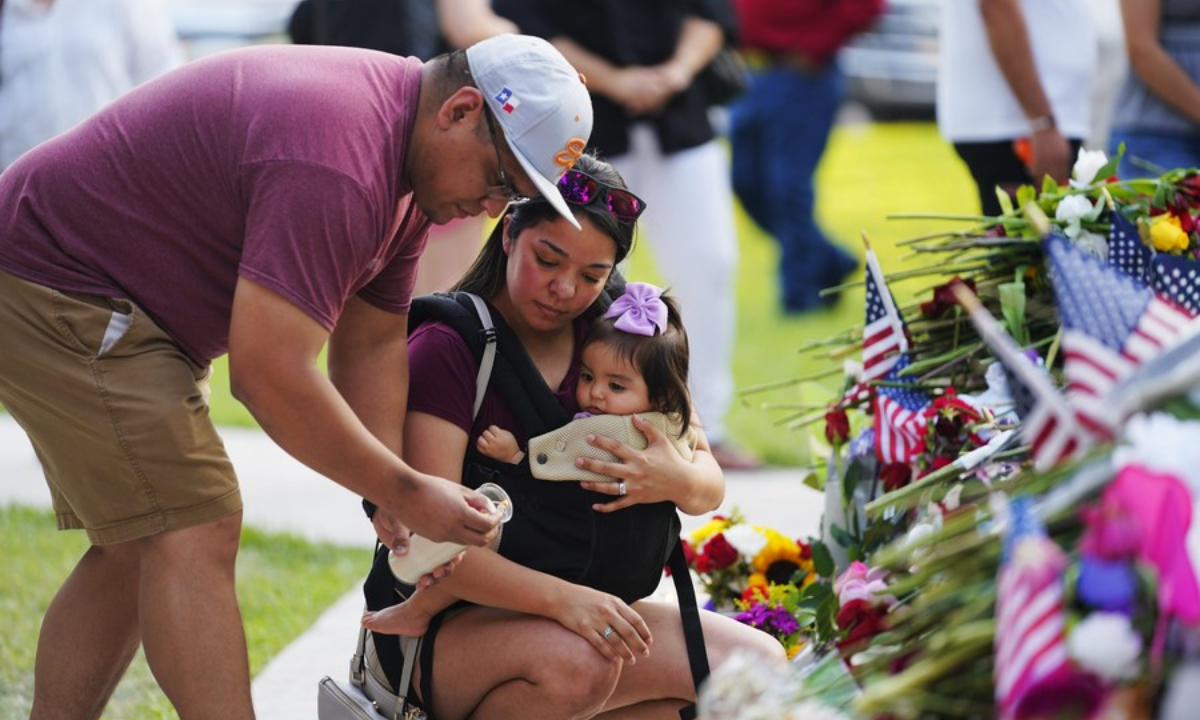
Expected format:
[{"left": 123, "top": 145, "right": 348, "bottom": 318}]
[{"left": 604, "top": 282, "right": 667, "bottom": 336}]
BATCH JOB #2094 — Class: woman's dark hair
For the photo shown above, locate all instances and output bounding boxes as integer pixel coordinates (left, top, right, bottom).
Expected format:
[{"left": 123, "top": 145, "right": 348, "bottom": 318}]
[
  {"left": 584, "top": 292, "right": 692, "bottom": 435},
  {"left": 451, "top": 153, "right": 637, "bottom": 318}
]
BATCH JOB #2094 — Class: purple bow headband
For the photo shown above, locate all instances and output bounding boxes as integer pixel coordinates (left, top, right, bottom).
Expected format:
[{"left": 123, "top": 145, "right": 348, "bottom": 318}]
[{"left": 604, "top": 282, "right": 667, "bottom": 336}]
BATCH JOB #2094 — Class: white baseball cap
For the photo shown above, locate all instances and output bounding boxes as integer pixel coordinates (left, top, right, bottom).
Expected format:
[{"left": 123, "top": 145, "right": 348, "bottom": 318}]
[{"left": 466, "top": 34, "right": 593, "bottom": 230}]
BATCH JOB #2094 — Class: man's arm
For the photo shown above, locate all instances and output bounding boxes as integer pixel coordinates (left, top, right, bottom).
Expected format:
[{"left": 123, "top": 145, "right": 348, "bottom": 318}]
[
  {"left": 1121, "top": 0, "right": 1200, "bottom": 125},
  {"left": 979, "top": 0, "right": 1072, "bottom": 183},
  {"left": 327, "top": 295, "right": 409, "bottom": 457},
  {"left": 228, "top": 277, "right": 498, "bottom": 546}
]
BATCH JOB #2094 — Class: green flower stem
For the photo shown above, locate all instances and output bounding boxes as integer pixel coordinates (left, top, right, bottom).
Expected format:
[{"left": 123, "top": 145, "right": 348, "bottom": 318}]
[
  {"left": 853, "top": 622, "right": 994, "bottom": 716},
  {"left": 865, "top": 462, "right": 967, "bottom": 519}
]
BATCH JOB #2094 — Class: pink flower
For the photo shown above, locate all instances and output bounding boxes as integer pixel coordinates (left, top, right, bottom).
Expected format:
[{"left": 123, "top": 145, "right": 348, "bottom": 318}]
[
  {"left": 834, "top": 561, "right": 894, "bottom": 607},
  {"left": 1080, "top": 501, "right": 1141, "bottom": 560}
]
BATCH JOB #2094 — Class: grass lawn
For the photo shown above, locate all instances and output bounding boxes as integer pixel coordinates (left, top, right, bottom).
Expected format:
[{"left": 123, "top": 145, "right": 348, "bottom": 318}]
[
  {"left": 204, "top": 120, "right": 980, "bottom": 467},
  {"left": 0, "top": 505, "right": 370, "bottom": 719}
]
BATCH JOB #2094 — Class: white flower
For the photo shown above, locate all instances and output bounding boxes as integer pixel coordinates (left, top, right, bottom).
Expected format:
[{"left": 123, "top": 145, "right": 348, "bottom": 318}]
[
  {"left": 1073, "top": 230, "right": 1109, "bottom": 262},
  {"left": 1071, "top": 148, "right": 1109, "bottom": 188},
  {"left": 843, "top": 358, "right": 863, "bottom": 384},
  {"left": 1114, "top": 413, "right": 1200, "bottom": 492},
  {"left": 1067, "top": 612, "right": 1142, "bottom": 681},
  {"left": 942, "top": 484, "right": 964, "bottom": 511},
  {"left": 722, "top": 523, "right": 768, "bottom": 559},
  {"left": 1054, "top": 194, "right": 1103, "bottom": 239}
]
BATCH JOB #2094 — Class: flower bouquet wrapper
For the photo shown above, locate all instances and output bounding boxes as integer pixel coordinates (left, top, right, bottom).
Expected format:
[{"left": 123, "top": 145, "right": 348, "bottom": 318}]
[{"left": 697, "top": 647, "right": 858, "bottom": 720}]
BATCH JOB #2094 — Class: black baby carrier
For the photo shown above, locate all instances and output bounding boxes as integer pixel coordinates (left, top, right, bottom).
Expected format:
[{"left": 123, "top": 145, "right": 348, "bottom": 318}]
[{"left": 361, "top": 292, "right": 710, "bottom": 720}]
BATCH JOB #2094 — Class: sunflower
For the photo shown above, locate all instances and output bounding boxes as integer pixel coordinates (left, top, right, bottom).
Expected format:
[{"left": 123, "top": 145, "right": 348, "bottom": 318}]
[{"left": 751, "top": 527, "right": 807, "bottom": 585}]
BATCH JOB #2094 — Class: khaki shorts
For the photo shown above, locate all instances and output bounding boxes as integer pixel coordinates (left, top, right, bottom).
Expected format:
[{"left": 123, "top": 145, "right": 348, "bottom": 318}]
[{"left": 0, "top": 269, "right": 241, "bottom": 545}]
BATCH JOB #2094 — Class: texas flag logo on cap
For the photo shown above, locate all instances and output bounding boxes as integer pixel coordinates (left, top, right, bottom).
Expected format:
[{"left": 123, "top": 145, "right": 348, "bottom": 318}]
[{"left": 494, "top": 87, "right": 521, "bottom": 114}]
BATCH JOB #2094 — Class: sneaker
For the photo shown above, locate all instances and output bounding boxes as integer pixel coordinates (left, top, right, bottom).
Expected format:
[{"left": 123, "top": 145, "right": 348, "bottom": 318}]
[{"left": 710, "top": 442, "right": 763, "bottom": 471}]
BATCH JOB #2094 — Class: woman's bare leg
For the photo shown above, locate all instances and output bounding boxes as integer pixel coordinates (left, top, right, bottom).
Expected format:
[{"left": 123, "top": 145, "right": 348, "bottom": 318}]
[
  {"left": 419, "top": 607, "right": 622, "bottom": 720},
  {"left": 596, "top": 601, "right": 787, "bottom": 717}
]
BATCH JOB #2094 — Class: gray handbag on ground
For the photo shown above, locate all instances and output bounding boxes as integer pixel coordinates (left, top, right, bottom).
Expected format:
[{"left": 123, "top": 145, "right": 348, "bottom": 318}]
[{"left": 317, "top": 623, "right": 425, "bottom": 720}]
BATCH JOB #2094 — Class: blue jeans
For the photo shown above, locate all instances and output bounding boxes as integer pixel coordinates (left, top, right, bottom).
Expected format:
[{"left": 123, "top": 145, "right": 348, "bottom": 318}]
[
  {"left": 1110, "top": 127, "right": 1200, "bottom": 178},
  {"left": 730, "top": 64, "right": 856, "bottom": 311}
]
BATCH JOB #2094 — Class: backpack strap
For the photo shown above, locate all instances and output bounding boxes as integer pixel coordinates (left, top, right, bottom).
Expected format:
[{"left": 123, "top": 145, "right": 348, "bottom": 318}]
[
  {"left": 409, "top": 292, "right": 570, "bottom": 438},
  {"left": 668, "top": 540, "right": 710, "bottom": 720}
]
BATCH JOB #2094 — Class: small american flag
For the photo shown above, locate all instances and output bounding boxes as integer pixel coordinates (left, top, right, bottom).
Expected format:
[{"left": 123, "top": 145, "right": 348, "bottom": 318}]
[
  {"left": 1045, "top": 234, "right": 1199, "bottom": 437},
  {"left": 861, "top": 247, "right": 908, "bottom": 384},
  {"left": 1107, "top": 210, "right": 1200, "bottom": 314},
  {"left": 994, "top": 497, "right": 1073, "bottom": 720},
  {"left": 953, "top": 283, "right": 1092, "bottom": 470},
  {"left": 874, "top": 355, "right": 931, "bottom": 464}
]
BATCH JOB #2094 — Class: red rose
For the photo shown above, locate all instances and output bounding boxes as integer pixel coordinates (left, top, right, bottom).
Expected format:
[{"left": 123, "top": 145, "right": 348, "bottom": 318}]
[
  {"left": 879, "top": 463, "right": 913, "bottom": 493},
  {"left": 796, "top": 540, "right": 812, "bottom": 560},
  {"left": 920, "top": 277, "right": 976, "bottom": 319},
  {"left": 919, "top": 456, "right": 954, "bottom": 478},
  {"left": 701, "top": 533, "right": 739, "bottom": 571},
  {"left": 681, "top": 538, "right": 695, "bottom": 567},
  {"left": 824, "top": 408, "right": 850, "bottom": 446}
]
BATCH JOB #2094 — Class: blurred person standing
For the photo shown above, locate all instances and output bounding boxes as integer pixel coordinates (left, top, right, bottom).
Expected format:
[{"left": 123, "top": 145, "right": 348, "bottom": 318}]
[
  {"left": 0, "top": 0, "right": 183, "bottom": 170},
  {"left": 287, "top": 0, "right": 518, "bottom": 295},
  {"left": 494, "top": 0, "right": 762, "bottom": 469},
  {"left": 728, "top": 0, "right": 882, "bottom": 314},
  {"left": 938, "top": 0, "right": 1097, "bottom": 216},
  {"left": 1086, "top": 0, "right": 1128, "bottom": 151},
  {"left": 1110, "top": 0, "right": 1200, "bottom": 177}
]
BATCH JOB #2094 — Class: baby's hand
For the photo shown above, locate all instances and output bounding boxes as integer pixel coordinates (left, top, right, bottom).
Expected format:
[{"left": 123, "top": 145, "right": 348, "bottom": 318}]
[{"left": 477, "top": 425, "right": 524, "bottom": 464}]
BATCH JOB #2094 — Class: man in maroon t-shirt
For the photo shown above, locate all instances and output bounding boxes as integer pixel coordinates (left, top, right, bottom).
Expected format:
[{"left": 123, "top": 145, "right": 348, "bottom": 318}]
[{"left": 0, "top": 34, "right": 590, "bottom": 719}]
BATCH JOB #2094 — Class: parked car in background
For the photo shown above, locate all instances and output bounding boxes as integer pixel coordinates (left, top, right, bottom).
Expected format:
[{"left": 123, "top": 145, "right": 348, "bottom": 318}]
[
  {"left": 165, "top": 0, "right": 294, "bottom": 59},
  {"left": 838, "top": 0, "right": 939, "bottom": 118}
]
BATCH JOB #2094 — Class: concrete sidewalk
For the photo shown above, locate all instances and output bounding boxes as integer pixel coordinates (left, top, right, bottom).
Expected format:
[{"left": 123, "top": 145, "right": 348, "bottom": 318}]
[{"left": 0, "top": 415, "right": 821, "bottom": 719}]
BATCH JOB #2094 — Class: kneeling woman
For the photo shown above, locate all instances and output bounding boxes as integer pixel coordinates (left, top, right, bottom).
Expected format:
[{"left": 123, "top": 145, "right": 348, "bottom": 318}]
[{"left": 365, "top": 153, "right": 784, "bottom": 720}]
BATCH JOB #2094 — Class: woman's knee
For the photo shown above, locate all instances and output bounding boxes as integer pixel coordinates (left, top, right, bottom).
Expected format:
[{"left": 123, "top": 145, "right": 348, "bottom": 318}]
[
  {"left": 704, "top": 615, "right": 788, "bottom": 669},
  {"left": 533, "top": 632, "right": 622, "bottom": 715}
]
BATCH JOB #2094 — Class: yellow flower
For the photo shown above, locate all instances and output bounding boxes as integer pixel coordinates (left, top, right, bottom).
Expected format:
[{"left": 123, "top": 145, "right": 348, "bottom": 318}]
[
  {"left": 786, "top": 643, "right": 805, "bottom": 660},
  {"left": 747, "top": 571, "right": 768, "bottom": 589},
  {"left": 1149, "top": 214, "right": 1191, "bottom": 253},
  {"left": 751, "top": 527, "right": 803, "bottom": 574},
  {"left": 689, "top": 517, "right": 732, "bottom": 546}
]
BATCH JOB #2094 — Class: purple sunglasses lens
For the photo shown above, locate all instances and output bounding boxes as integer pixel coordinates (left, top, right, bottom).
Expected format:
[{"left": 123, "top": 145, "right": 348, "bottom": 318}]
[
  {"left": 557, "top": 170, "right": 644, "bottom": 224},
  {"left": 605, "top": 191, "right": 642, "bottom": 222}
]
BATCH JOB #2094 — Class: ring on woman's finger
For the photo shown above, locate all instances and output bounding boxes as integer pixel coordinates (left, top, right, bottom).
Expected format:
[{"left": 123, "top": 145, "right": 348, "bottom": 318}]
[
  {"left": 618, "top": 481, "right": 627, "bottom": 497},
  {"left": 602, "top": 625, "right": 615, "bottom": 640}
]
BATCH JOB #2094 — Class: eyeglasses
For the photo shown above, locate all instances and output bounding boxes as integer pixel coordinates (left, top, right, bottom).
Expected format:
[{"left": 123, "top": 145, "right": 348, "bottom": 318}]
[
  {"left": 482, "top": 109, "right": 524, "bottom": 202},
  {"left": 557, "top": 169, "right": 646, "bottom": 225}
]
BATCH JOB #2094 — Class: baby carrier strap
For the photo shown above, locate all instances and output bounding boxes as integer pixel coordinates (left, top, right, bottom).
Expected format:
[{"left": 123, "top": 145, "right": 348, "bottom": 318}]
[{"left": 408, "top": 292, "right": 570, "bottom": 436}]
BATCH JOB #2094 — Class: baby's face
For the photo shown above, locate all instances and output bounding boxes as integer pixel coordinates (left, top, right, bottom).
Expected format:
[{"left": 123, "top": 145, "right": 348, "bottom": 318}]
[{"left": 576, "top": 342, "right": 651, "bottom": 416}]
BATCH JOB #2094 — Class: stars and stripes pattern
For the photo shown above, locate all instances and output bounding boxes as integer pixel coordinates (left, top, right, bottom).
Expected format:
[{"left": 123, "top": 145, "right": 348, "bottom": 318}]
[
  {"left": 958, "top": 283, "right": 1093, "bottom": 470},
  {"left": 861, "top": 248, "right": 908, "bottom": 385},
  {"left": 1106, "top": 211, "right": 1152, "bottom": 284},
  {"left": 874, "top": 355, "right": 932, "bottom": 464},
  {"left": 995, "top": 497, "right": 1072, "bottom": 720},
  {"left": 1044, "top": 234, "right": 1199, "bottom": 438},
  {"left": 1107, "top": 211, "right": 1200, "bottom": 314}
]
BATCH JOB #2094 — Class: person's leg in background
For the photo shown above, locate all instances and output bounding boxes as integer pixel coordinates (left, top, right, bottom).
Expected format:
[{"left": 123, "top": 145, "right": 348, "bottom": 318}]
[
  {"left": 955, "top": 139, "right": 1086, "bottom": 217},
  {"left": 612, "top": 125, "right": 758, "bottom": 469},
  {"left": 729, "top": 75, "right": 773, "bottom": 235},
  {"left": 759, "top": 64, "right": 857, "bottom": 312},
  {"left": 1111, "top": 128, "right": 1200, "bottom": 179},
  {"left": 413, "top": 217, "right": 486, "bottom": 296}
]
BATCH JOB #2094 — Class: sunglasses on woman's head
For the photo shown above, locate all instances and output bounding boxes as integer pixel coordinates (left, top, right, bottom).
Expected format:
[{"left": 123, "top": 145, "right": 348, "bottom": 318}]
[{"left": 557, "top": 169, "right": 646, "bottom": 225}]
